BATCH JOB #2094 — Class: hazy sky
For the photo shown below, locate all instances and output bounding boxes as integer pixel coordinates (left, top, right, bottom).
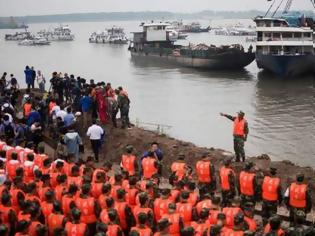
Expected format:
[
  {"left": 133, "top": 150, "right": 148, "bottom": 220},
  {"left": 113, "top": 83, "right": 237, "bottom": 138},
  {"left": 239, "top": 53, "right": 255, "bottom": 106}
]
[{"left": 0, "top": 0, "right": 312, "bottom": 17}]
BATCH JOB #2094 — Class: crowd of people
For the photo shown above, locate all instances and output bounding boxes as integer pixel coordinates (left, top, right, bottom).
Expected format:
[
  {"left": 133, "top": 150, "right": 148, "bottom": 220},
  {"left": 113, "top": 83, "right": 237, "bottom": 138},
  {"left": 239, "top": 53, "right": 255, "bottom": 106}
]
[{"left": 0, "top": 68, "right": 313, "bottom": 236}]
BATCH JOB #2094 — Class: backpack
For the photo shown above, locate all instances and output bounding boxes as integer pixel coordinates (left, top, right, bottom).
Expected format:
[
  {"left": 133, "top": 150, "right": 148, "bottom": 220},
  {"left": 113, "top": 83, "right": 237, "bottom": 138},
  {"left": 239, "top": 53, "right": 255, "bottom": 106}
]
[{"left": 4, "top": 123, "right": 14, "bottom": 139}]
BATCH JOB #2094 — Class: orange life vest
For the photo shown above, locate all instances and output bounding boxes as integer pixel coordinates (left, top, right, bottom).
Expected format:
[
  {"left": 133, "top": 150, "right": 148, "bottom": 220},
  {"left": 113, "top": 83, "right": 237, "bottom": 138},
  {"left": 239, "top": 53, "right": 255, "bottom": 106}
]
[
  {"left": 91, "top": 182, "right": 103, "bottom": 199},
  {"left": 0, "top": 204, "right": 16, "bottom": 228},
  {"left": 10, "top": 188, "right": 24, "bottom": 213},
  {"left": 154, "top": 198, "right": 173, "bottom": 221},
  {"left": 208, "top": 209, "right": 221, "bottom": 225},
  {"left": 6, "top": 160, "right": 21, "bottom": 180},
  {"left": 262, "top": 176, "right": 280, "bottom": 201},
  {"left": 187, "top": 192, "right": 198, "bottom": 206},
  {"left": 131, "top": 226, "right": 152, "bottom": 236},
  {"left": 176, "top": 202, "right": 193, "bottom": 225},
  {"left": 264, "top": 224, "right": 285, "bottom": 236},
  {"left": 126, "top": 188, "right": 139, "bottom": 207},
  {"left": 196, "top": 160, "right": 211, "bottom": 183},
  {"left": 220, "top": 166, "right": 235, "bottom": 191},
  {"left": 54, "top": 185, "right": 67, "bottom": 202},
  {"left": 191, "top": 221, "right": 209, "bottom": 236},
  {"left": 110, "top": 184, "right": 122, "bottom": 200},
  {"left": 34, "top": 154, "right": 48, "bottom": 168},
  {"left": 222, "top": 207, "right": 242, "bottom": 228},
  {"left": 92, "top": 168, "right": 106, "bottom": 183},
  {"left": 233, "top": 118, "right": 246, "bottom": 137},
  {"left": 133, "top": 206, "right": 153, "bottom": 224},
  {"left": 28, "top": 221, "right": 42, "bottom": 236},
  {"left": 171, "top": 162, "right": 186, "bottom": 180},
  {"left": 169, "top": 189, "right": 180, "bottom": 202},
  {"left": 23, "top": 103, "right": 32, "bottom": 117},
  {"left": 48, "top": 102, "right": 56, "bottom": 113},
  {"left": 98, "top": 194, "right": 110, "bottom": 209},
  {"left": 62, "top": 195, "right": 76, "bottom": 216},
  {"left": 196, "top": 199, "right": 212, "bottom": 215},
  {"left": 142, "top": 158, "right": 158, "bottom": 179},
  {"left": 100, "top": 208, "right": 110, "bottom": 224},
  {"left": 162, "top": 213, "right": 181, "bottom": 235},
  {"left": 244, "top": 216, "right": 257, "bottom": 231},
  {"left": 115, "top": 201, "right": 128, "bottom": 230},
  {"left": 23, "top": 162, "right": 35, "bottom": 183},
  {"left": 75, "top": 197, "right": 97, "bottom": 224},
  {"left": 38, "top": 186, "right": 51, "bottom": 201},
  {"left": 67, "top": 176, "right": 82, "bottom": 188},
  {"left": 239, "top": 171, "right": 255, "bottom": 196},
  {"left": 121, "top": 154, "right": 136, "bottom": 176},
  {"left": 107, "top": 224, "right": 122, "bottom": 236},
  {"left": 227, "top": 230, "right": 244, "bottom": 236},
  {"left": 41, "top": 201, "right": 53, "bottom": 221},
  {"left": 17, "top": 212, "right": 31, "bottom": 221},
  {"left": 25, "top": 194, "right": 40, "bottom": 204},
  {"left": 47, "top": 213, "right": 65, "bottom": 236},
  {"left": 289, "top": 183, "right": 307, "bottom": 208},
  {"left": 65, "top": 222, "right": 87, "bottom": 236}
]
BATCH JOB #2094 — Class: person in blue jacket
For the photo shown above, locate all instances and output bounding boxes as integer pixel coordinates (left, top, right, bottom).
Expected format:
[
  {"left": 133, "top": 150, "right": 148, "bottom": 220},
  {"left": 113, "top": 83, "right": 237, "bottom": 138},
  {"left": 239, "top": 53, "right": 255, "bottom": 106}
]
[{"left": 24, "top": 66, "right": 33, "bottom": 89}]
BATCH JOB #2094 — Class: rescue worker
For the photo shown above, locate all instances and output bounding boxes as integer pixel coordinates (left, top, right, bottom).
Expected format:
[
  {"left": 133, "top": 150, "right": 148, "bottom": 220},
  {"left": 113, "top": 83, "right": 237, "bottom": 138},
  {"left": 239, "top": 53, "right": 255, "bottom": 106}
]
[
  {"left": 130, "top": 212, "right": 153, "bottom": 236},
  {"left": 187, "top": 182, "right": 199, "bottom": 206},
  {"left": 219, "top": 158, "right": 236, "bottom": 207},
  {"left": 40, "top": 190, "right": 55, "bottom": 222},
  {"left": 180, "top": 226, "right": 195, "bottom": 236},
  {"left": 99, "top": 197, "right": 116, "bottom": 224},
  {"left": 121, "top": 145, "right": 138, "bottom": 176},
  {"left": 170, "top": 154, "right": 188, "bottom": 182},
  {"left": 106, "top": 210, "right": 124, "bottom": 236},
  {"left": 242, "top": 202, "right": 257, "bottom": 232},
  {"left": 28, "top": 205, "right": 44, "bottom": 236},
  {"left": 133, "top": 192, "right": 154, "bottom": 227},
  {"left": 285, "top": 173, "right": 312, "bottom": 225},
  {"left": 61, "top": 184, "right": 78, "bottom": 217},
  {"left": 190, "top": 208, "right": 211, "bottom": 236},
  {"left": 114, "top": 188, "right": 135, "bottom": 234},
  {"left": 67, "top": 165, "right": 82, "bottom": 188},
  {"left": 238, "top": 162, "right": 259, "bottom": 207},
  {"left": 54, "top": 174, "right": 68, "bottom": 202},
  {"left": 141, "top": 151, "right": 159, "bottom": 179},
  {"left": 65, "top": 208, "right": 89, "bottom": 236},
  {"left": 195, "top": 153, "right": 216, "bottom": 197},
  {"left": 228, "top": 213, "right": 248, "bottom": 234},
  {"left": 126, "top": 176, "right": 140, "bottom": 209},
  {"left": 47, "top": 201, "right": 68, "bottom": 236},
  {"left": 153, "top": 188, "right": 173, "bottom": 221},
  {"left": 91, "top": 171, "right": 106, "bottom": 199},
  {"left": 0, "top": 192, "right": 17, "bottom": 234},
  {"left": 261, "top": 167, "right": 282, "bottom": 222},
  {"left": 162, "top": 202, "right": 183, "bottom": 236},
  {"left": 220, "top": 111, "right": 249, "bottom": 162},
  {"left": 196, "top": 193, "right": 212, "bottom": 215},
  {"left": 75, "top": 183, "right": 100, "bottom": 235},
  {"left": 6, "top": 152, "right": 20, "bottom": 181},
  {"left": 15, "top": 220, "right": 31, "bottom": 236},
  {"left": 154, "top": 218, "right": 172, "bottom": 236},
  {"left": 208, "top": 196, "right": 222, "bottom": 225},
  {"left": 264, "top": 215, "right": 285, "bottom": 236},
  {"left": 222, "top": 197, "right": 243, "bottom": 229},
  {"left": 98, "top": 183, "right": 112, "bottom": 209},
  {"left": 175, "top": 191, "right": 197, "bottom": 226}
]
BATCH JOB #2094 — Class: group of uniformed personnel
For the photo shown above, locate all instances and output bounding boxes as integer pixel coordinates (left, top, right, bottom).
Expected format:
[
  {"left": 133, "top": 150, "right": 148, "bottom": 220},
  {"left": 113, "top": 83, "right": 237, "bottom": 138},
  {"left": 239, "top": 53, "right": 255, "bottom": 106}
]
[{"left": 0, "top": 130, "right": 313, "bottom": 236}]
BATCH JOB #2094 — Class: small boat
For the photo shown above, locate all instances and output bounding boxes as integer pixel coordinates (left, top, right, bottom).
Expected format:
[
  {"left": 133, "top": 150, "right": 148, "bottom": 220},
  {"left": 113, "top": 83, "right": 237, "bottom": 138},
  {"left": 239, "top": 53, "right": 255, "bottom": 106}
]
[
  {"left": 38, "top": 25, "right": 75, "bottom": 41},
  {"left": 5, "top": 31, "right": 32, "bottom": 41},
  {"left": 18, "top": 36, "right": 51, "bottom": 46},
  {"left": 180, "top": 22, "right": 210, "bottom": 33},
  {"left": 89, "top": 26, "right": 128, "bottom": 44}
]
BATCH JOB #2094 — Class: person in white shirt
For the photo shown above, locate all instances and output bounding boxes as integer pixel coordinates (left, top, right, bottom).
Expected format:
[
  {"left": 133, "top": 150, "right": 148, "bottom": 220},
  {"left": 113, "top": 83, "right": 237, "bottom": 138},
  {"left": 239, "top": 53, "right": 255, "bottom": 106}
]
[
  {"left": 86, "top": 119, "right": 104, "bottom": 162},
  {"left": 36, "top": 70, "right": 46, "bottom": 92}
]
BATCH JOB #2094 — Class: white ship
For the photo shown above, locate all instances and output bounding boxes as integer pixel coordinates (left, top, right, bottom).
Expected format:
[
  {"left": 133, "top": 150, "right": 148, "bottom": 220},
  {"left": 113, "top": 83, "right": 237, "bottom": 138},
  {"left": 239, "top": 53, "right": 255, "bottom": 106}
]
[
  {"left": 38, "top": 25, "right": 75, "bottom": 41},
  {"left": 18, "top": 36, "right": 51, "bottom": 46},
  {"left": 89, "top": 26, "right": 128, "bottom": 44}
]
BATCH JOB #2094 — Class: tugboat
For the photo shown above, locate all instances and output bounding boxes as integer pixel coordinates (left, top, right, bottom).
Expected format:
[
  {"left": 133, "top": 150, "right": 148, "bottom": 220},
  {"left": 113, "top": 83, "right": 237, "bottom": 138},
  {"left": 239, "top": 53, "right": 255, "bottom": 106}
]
[
  {"left": 38, "top": 25, "right": 75, "bottom": 41},
  {"left": 129, "top": 22, "right": 255, "bottom": 70},
  {"left": 89, "top": 26, "right": 128, "bottom": 44},
  {"left": 254, "top": 0, "right": 315, "bottom": 77}
]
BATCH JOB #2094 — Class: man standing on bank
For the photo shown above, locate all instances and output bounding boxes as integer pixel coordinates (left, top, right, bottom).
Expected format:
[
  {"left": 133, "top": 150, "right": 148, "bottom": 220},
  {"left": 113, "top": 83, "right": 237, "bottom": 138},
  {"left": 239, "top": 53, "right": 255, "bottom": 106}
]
[
  {"left": 86, "top": 119, "right": 104, "bottom": 162},
  {"left": 220, "top": 111, "right": 249, "bottom": 162}
]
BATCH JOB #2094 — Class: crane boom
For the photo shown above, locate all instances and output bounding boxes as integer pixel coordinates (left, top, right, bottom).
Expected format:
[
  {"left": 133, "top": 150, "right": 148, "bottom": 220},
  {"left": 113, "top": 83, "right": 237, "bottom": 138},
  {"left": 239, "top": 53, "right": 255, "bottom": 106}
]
[{"left": 283, "top": 0, "right": 293, "bottom": 13}]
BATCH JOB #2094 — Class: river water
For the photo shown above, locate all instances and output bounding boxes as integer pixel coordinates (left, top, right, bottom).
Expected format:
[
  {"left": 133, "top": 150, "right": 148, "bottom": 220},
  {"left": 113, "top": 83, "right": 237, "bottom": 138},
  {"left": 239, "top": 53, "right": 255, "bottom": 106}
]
[{"left": 0, "top": 20, "right": 314, "bottom": 167}]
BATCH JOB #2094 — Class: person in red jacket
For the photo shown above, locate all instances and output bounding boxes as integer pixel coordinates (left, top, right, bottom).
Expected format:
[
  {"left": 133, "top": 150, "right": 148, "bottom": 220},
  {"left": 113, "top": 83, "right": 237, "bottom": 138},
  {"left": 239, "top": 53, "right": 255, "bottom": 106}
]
[
  {"left": 130, "top": 212, "right": 153, "bottom": 236},
  {"left": 170, "top": 154, "right": 189, "bottom": 182},
  {"left": 0, "top": 192, "right": 17, "bottom": 233},
  {"left": 47, "top": 201, "right": 68, "bottom": 236},
  {"left": 176, "top": 191, "right": 197, "bottom": 226},
  {"left": 162, "top": 202, "right": 184, "bottom": 236},
  {"left": 191, "top": 208, "right": 211, "bottom": 236},
  {"left": 106, "top": 210, "right": 124, "bottom": 236},
  {"left": 65, "top": 208, "right": 89, "bottom": 236},
  {"left": 133, "top": 192, "right": 154, "bottom": 228},
  {"left": 154, "top": 218, "right": 172, "bottom": 236},
  {"left": 121, "top": 145, "right": 138, "bottom": 176},
  {"left": 141, "top": 151, "right": 159, "bottom": 179}
]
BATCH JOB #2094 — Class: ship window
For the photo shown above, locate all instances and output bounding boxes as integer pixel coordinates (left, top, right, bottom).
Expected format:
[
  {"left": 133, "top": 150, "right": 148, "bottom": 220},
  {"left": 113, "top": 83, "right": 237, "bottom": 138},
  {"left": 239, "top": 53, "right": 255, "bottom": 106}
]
[
  {"left": 264, "top": 32, "right": 271, "bottom": 37},
  {"left": 293, "top": 32, "right": 302, "bottom": 38},
  {"left": 273, "top": 33, "right": 281, "bottom": 38},
  {"left": 303, "top": 33, "right": 311, "bottom": 38},
  {"left": 282, "top": 32, "right": 292, "bottom": 38},
  {"left": 274, "top": 22, "right": 281, "bottom": 27}
]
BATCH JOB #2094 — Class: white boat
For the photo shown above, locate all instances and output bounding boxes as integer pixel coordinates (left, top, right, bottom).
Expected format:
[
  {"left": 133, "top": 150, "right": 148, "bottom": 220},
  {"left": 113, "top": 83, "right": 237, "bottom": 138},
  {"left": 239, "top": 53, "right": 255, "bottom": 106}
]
[
  {"left": 214, "top": 25, "right": 256, "bottom": 36},
  {"left": 5, "top": 31, "right": 32, "bottom": 41},
  {"left": 38, "top": 25, "right": 75, "bottom": 41},
  {"left": 89, "top": 26, "right": 128, "bottom": 44},
  {"left": 18, "top": 36, "right": 51, "bottom": 46}
]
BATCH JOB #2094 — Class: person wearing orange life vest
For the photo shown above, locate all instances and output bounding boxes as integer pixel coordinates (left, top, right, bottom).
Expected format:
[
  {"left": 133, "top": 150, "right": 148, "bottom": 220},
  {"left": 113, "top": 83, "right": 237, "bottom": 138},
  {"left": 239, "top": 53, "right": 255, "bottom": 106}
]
[
  {"left": 153, "top": 188, "right": 173, "bottom": 221},
  {"left": 15, "top": 219, "right": 31, "bottom": 236},
  {"left": 195, "top": 193, "right": 212, "bottom": 215},
  {"left": 126, "top": 176, "right": 140, "bottom": 209},
  {"left": 23, "top": 153, "right": 38, "bottom": 183},
  {"left": 98, "top": 183, "right": 112, "bottom": 209},
  {"left": 67, "top": 165, "right": 82, "bottom": 188},
  {"left": 110, "top": 173, "right": 124, "bottom": 200},
  {"left": 220, "top": 111, "right": 249, "bottom": 162},
  {"left": 114, "top": 188, "right": 136, "bottom": 233},
  {"left": 34, "top": 146, "right": 48, "bottom": 169},
  {"left": 225, "top": 213, "right": 248, "bottom": 235},
  {"left": 154, "top": 218, "right": 173, "bottom": 236},
  {"left": 238, "top": 162, "right": 259, "bottom": 207},
  {"left": 162, "top": 202, "right": 183, "bottom": 236},
  {"left": 10, "top": 176, "right": 25, "bottom": 213},
  {"left": 121, "top": 145, "right": 138, "bottom": 176},
  {"left": 261, "top": 167, "right": 282, "bottom": 223},
  {"left": 50, "top": 162, "right": 65, "bottom": 189},
  {"left": 195, "top": 153, "right": 216, "bottom": 196},
  {"left": 170, "top": 154, "right": 189, "bottom": 182},
  {"left": 47, "top": 201, "right": 68, "bottom": 236},
  {"left": 40, "top": 190, "right": 55, "bottom": 223},
  {"left": 0, "top": 192, "right": 17, "bottom": 233},
  {"left": 28, "top": 205, "right": 44, "bottom": 236},
  {"left": 222, "top": 197, "right": 243, "bottom": 229},
  {"left": 284, "top": 173, "right": 312, "bottom": 224},
  {"left": 141, "top": 151, "right": 160, "bottom": 179},
  {"left": 176, "top": 191, "right": 198, "bottom": 226},
  {"left": 130, "top": 212, "right": 153, "bottom": 236},
  {"left": 263, "top": 215, "right": 285, "bottom": 236},
  {"left": 242, "top": 202, "right": 257, "bottom": 232},
  {"left": 6, "top": 152, "right": 21, "bottom": 181},
  {"left": 37, "top": 174, "right": 52, "bottom": 201},
  {"left": 61, "top": 184, "right": 78, "bottom": 217},
  {"left": 191, "top": 208, "right": 211, "bottom": 236},
  {"left": 65, "top": 208, "right": 89, "bottom": 236},
  {"left": 186, "top": 182, "right": 199, "bottom": 206},
  {"left": 133, "top": 192, "right": 154, "bottom": 228},
  {"left": 23, "top": 100, "right": 32, "bottom": 119},
  {"left": 99, "top": 197, "right": 117, "bottom": 224},
  {"left": 106, "top": 210, "right": 124, "bottom": 236},
  {"left": 91, "top": 171, "right": 106, "bottom": 199},
  {"left": 75, "top": 183, "right": 100, "bottom": 235},
  {"left": 220, "top": 158, "right": 237, "bottom": 207}
]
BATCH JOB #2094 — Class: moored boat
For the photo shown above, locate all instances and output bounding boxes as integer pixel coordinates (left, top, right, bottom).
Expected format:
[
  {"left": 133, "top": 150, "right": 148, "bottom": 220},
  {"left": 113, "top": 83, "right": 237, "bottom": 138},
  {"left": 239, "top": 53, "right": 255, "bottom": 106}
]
[
  {"left": 89, "top": 26, "right": 128, "bottom": 44},
  {"left": 38, "top": 25, "right": 75, "bottom": 41},
  {"left": 129, "top": 22, "right": 255, "bottom": 70}
]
